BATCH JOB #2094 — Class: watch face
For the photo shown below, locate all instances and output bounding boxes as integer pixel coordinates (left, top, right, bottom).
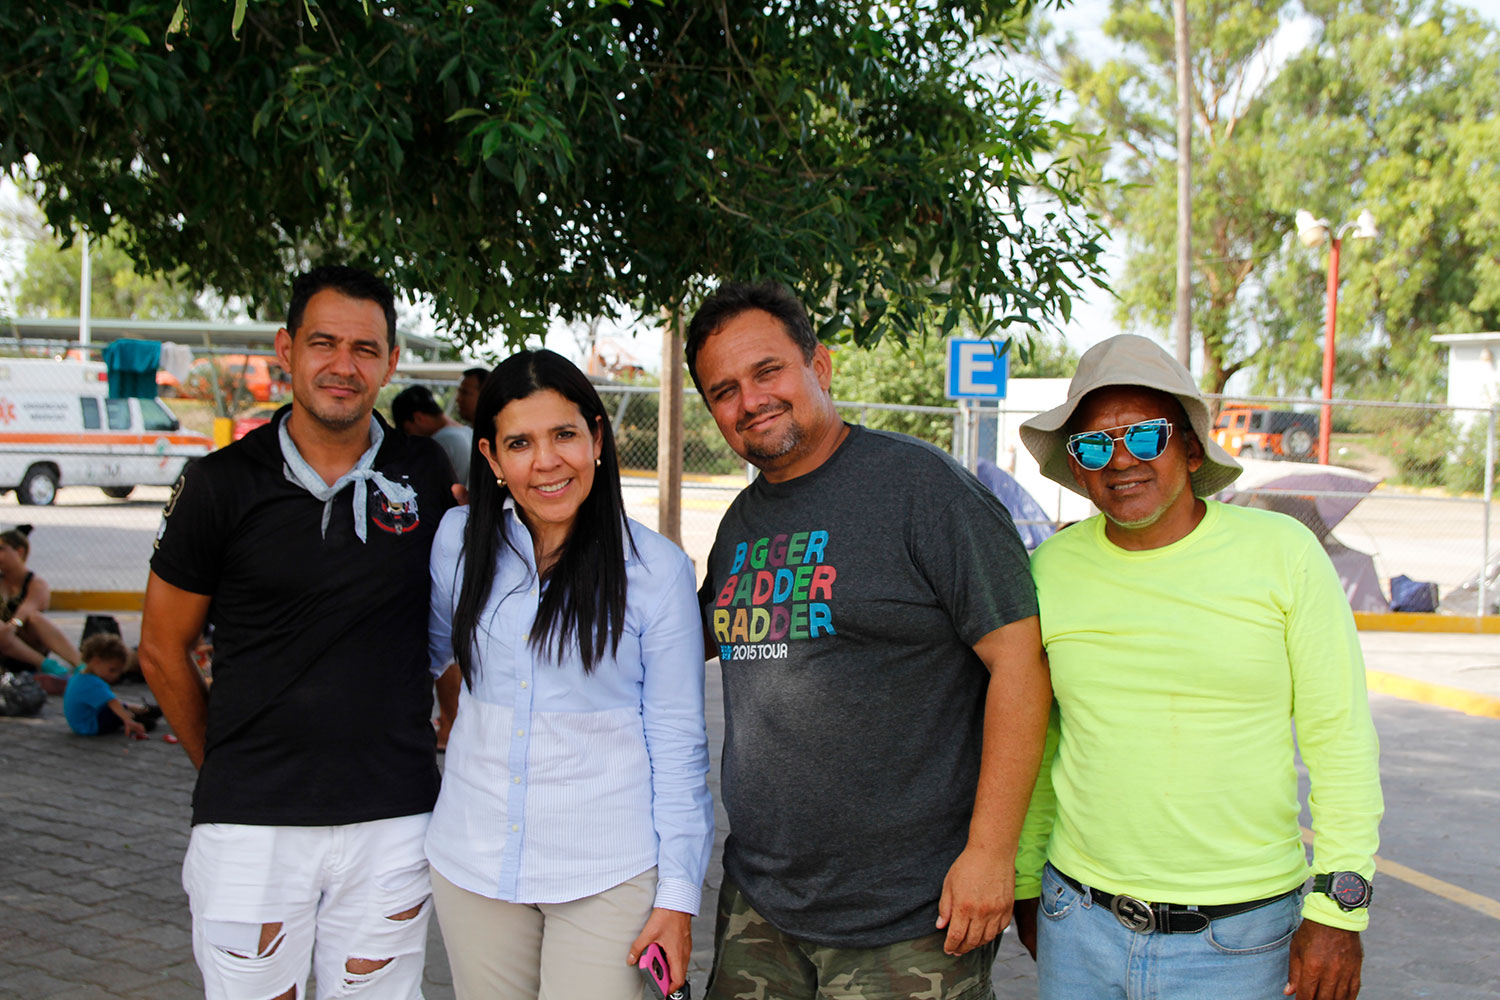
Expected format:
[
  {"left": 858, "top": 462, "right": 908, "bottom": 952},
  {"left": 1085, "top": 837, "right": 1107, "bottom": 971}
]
[{"left": 1331, "top": 872, "right": 1371, "bottom": 908}]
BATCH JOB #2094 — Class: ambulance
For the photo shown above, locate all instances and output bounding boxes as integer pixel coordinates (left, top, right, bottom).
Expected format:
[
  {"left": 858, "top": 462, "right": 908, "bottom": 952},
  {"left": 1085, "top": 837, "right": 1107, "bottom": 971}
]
[{"left": 0, "top": 358, "right": 213, "bottom": 505}]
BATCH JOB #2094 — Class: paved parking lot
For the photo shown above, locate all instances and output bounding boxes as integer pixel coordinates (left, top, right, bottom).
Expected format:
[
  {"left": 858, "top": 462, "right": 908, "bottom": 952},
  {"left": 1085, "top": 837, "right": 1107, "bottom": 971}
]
[{"left": 3, "top": 623, "right": 1497, "bottom": 999}]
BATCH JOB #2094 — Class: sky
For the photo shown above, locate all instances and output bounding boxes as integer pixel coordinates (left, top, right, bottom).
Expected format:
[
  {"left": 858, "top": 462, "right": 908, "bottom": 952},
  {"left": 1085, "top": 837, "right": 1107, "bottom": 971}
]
[{"left": 7, "top": 0, "right": 1500, "bottom": 373}]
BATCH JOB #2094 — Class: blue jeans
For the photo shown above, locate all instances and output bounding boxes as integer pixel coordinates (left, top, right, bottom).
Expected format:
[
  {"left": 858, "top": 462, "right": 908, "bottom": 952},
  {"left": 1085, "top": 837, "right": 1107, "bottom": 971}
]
[{"left": 1036, "top": 863, "right": 1302, "bottom": 1000}]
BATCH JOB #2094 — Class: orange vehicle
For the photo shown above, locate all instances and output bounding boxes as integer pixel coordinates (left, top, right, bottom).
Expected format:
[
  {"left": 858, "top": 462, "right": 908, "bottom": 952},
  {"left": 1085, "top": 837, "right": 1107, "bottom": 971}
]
[
  {"left": 1212, "top": 406, "right": 1318, "bottom": 462},
  {"left": 159, "top": 354, "right": 291, "bottom": 404}
]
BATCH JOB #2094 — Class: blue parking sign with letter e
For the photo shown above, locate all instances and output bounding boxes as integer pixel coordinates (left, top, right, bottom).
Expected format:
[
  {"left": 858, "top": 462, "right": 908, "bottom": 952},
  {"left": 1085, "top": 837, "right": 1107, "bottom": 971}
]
[{"left": 946, "top": 339, "right": 1009, "bottom": 400}]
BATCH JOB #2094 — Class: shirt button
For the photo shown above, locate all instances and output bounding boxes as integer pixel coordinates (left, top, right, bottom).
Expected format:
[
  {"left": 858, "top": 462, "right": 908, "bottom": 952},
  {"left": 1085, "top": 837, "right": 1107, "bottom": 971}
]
[
  {"left": 519, "top": 681, "right": 528, "bottom": 689},
  {"left": 511, "top": 824, "right": 519, "bottom": 832},
  {"left": 516, "top": 729, "right": 524, "bottom": 736},
  {"left": 512, "top": 776, "right": 521, "bottom": 784}
]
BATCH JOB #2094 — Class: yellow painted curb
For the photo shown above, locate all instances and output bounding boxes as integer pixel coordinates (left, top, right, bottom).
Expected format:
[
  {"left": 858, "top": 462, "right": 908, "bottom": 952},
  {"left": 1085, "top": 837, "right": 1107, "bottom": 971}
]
[
  {"left": 50, "top": 591, "right": 144, "bottom": 612},
  {"left": 1354, "top": 611, "right": 1500, "bottom": 634},
  {"left": 1366, "top": 669, "right": 1500, "bottom": 720}
]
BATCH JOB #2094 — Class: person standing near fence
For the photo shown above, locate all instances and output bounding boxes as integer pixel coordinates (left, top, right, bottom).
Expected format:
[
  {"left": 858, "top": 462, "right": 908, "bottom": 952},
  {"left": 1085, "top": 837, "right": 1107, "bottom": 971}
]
[
  {"left": 1011, "top": 334, "right": 1383, "bottom": 1000},
  {"left": 686, "top": 280, "right": 1051, "bottom": 999},
  {"left": 455, "top": 366, "right": 489, "bottom": 426},
  {"left": 138, "top": 265, "right": 457, "bottom": 1000},
  {"left": 392, "top": 383, "right": 473, "bottom": 485}
]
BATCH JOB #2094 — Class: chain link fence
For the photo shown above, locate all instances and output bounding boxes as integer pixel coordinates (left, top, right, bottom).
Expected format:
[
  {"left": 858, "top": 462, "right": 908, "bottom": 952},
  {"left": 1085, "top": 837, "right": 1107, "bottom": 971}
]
[
  {"left": 12, "top": 379, "right": 1494, "bottom": 618},
  {"left": 597, "top": 388, "right": 967, "bottom": 583},
  {"left": 1206, "top": 394, "right": 1498, "bottom": 617}
]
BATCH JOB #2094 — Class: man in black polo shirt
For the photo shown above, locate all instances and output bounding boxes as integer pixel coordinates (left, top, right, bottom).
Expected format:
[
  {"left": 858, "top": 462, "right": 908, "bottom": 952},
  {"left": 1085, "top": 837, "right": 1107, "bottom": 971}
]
[{"left": 139, "top": 265, "right": 456, "bottom": 1000}]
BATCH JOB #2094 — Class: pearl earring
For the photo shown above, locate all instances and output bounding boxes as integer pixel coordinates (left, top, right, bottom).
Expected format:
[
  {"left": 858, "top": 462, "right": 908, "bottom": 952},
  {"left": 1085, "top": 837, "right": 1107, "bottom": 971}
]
[
  {"left": 595, "top": 458, "right": 601, "bottom": 467},
  {"left": 497, "top": 476, "right": 505, "bottom": 487}
]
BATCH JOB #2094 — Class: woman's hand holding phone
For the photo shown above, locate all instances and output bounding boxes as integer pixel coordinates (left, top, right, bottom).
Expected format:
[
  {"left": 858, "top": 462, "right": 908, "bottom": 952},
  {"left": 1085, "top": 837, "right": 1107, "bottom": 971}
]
[{"left": 627, "top": 907, "right": 692, "bottom": 996}]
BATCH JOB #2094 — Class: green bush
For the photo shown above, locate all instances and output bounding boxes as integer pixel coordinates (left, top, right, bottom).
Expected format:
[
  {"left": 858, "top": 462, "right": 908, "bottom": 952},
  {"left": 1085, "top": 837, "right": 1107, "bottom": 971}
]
[
  {"left": 609, "top": 391, "right": 744, "bottom": 476},
  {"left": 1443, "top": 419, "right": 1500, "bottom": 495},
  {"left": 1356, "top": 408, "right": 1499, "bottom": 494},
  {"left": 1355, "top": 409, "right": 1451, "bottom": 487}
]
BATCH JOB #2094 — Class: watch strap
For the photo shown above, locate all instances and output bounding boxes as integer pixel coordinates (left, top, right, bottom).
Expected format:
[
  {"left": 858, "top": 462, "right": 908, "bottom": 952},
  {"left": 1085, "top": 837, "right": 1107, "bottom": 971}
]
[{"left": 1312, "top": 871, "right": 1372, "bottom": 910}]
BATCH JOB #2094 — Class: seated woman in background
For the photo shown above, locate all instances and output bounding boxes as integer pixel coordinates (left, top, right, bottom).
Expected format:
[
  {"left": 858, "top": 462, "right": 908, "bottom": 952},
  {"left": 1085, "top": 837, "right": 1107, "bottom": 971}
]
[
  {"left": 0, "top": 525, "right": 83, "bottom": 688},
  {"left": 426, "top": 350, "right": 712, "bottom": 1000}
]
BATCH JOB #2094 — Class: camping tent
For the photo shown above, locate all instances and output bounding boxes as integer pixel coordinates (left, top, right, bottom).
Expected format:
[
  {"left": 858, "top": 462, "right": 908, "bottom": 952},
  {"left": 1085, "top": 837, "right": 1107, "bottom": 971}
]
[
  {"left": 976, "top": 460, "right": 1057, "bottom": 551},
  {"left": 1219, "top": 459, "right": 1389, "bottom": 612},
  {"left": 1440, "top": 550, "right": 1500, "bottom": 616}
]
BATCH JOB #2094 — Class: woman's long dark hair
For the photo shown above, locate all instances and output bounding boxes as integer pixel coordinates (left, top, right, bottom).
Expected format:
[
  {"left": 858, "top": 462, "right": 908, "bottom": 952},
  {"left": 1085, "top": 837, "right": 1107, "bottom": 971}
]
[{"left": 450, "top": 350, "right": 633, "bottom": 685}]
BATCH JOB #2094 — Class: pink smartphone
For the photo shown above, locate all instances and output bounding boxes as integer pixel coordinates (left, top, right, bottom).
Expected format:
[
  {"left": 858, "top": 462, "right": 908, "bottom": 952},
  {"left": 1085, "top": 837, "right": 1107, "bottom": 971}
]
[{"left": 637, "top": 942, "right": 690, "bottom": 999}]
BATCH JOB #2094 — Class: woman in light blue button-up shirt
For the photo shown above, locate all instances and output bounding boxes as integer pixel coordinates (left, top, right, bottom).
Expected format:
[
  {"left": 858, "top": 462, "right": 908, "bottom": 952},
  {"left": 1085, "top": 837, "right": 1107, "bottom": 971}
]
[{"left": 425, "top": 351, "right": 713, "bottom": 999}]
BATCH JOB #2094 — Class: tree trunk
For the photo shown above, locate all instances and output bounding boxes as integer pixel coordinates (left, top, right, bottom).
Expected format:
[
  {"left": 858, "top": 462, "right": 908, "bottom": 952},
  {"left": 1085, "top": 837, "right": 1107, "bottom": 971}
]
[{"left": 656, "top": 308, "right": 684, "bottom": 545}]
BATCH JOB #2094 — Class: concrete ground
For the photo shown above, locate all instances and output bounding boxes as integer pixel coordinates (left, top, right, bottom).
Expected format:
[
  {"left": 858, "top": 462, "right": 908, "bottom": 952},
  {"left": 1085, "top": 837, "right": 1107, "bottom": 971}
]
[{"left": 2, "top": 621, "right": 1497, "bottom": 999}]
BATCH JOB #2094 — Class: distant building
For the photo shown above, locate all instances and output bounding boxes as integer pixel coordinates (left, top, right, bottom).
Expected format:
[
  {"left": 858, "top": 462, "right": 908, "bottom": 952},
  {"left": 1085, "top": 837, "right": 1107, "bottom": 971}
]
[{"left": 1432, "top": 332, "right": 1500, "bottom": 434}]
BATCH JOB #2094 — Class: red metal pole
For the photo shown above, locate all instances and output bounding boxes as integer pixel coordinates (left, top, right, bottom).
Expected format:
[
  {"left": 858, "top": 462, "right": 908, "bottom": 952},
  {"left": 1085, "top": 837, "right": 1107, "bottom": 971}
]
[{"left": 1318, "top": 237, "right": 1341, "bottom": 465}]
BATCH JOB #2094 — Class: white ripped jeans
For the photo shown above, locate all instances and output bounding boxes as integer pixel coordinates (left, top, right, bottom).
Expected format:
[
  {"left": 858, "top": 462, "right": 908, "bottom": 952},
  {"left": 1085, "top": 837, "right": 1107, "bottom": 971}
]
[{"left": 183, "top": 814, "right": 433, "bottom": 1000}]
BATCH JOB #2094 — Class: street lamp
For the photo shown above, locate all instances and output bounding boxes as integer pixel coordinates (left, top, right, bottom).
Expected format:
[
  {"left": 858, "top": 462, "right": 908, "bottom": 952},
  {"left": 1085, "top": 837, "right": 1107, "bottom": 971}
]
[{"left": 1295, "top": 208, "right": 1377, "bottom": 464}]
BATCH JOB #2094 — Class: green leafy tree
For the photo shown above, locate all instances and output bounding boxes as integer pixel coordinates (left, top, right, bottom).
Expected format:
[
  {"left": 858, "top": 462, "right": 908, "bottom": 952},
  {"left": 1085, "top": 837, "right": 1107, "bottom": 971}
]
[
  {"left": 1245, "top": 0, "right": 1500, "bottom": 488},
  {"left": 830, "top": 325, "right": 1077, "bottom": 445},
  {"left": 1, "top": 0, "right": 1105, "bottom": 352},
  {"left": 830, "top": 335, "right": 955, "bottom": 445},
  {"left": 1033, "top": 0, "right": 1296, "bottom": 394},
  {"left": 10, "top": 230, "right": 215, "bottom": 320},
  {"left": 1253, "top": 0, "right": 1500, "bottom": 401},
  {"left": 1008, "top": 330, "right": 1080, "bottom": 378},
  {"left": 1036, "top": 0, "right": 1498, "bottom": 402}
]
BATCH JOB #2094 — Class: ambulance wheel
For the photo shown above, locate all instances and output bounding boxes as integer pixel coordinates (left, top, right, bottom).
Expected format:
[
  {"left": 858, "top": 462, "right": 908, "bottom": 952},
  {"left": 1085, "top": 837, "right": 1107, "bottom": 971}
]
[
  {"left": 101, "top": 486, "right": 135, "bottom": 500},
  {"left": 18, "top": 465, "right": 58, "bottom": 506}
]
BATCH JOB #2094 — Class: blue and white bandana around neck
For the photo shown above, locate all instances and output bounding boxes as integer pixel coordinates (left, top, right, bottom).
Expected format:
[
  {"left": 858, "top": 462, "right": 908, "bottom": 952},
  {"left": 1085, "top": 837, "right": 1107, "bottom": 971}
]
[{"left": 278, "top": 414, "right": 417, "bottom": 543}]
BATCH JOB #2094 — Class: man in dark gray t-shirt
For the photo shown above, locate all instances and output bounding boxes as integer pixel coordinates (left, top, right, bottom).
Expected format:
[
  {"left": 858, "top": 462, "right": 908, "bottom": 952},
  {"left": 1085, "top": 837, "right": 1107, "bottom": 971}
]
[{"left": 687, "top": 281, "right": 1052, "bottom": 1000}]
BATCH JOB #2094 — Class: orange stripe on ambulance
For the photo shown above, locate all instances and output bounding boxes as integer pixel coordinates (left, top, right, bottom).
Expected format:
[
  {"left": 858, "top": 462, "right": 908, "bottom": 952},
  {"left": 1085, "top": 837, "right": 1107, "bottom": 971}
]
[{"left": 0, "top": 359, "right": 213, "bottom": 505}]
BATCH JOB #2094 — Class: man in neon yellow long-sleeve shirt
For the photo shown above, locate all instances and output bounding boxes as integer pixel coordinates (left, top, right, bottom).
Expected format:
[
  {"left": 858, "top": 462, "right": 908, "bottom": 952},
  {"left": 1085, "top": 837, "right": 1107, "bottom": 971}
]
[{"left": 1012, "top": 335, "right": 1382, "bottom": 1000}]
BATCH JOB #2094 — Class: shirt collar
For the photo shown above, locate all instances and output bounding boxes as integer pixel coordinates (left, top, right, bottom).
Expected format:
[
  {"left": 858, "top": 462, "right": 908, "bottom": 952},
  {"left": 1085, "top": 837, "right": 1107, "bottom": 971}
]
[
  {"left": 500, "top": 495, "right": 637, "bottom": 565},
  {"left": 279, "top": 414, "right": 417, "bottom": 542}
]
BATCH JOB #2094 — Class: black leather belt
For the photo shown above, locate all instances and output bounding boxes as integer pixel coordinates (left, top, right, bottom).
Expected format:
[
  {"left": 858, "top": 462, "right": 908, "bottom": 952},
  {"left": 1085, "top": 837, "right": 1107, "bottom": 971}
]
[{"left": 1053, "top": 868, "right": 1300, "bottom": 934}]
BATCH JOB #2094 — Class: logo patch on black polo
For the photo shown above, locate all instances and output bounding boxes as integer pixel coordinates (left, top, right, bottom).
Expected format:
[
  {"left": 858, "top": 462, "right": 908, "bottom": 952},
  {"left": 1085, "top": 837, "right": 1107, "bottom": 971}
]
[{"left": 370, "top": 491, "right": 420, "bottom": 535}]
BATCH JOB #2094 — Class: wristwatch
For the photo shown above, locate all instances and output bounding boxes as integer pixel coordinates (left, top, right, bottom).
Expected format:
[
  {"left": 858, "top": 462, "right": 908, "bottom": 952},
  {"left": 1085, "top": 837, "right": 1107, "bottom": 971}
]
[{"left": 1312, "top": 871, "right": 1373, "bottom": 911}]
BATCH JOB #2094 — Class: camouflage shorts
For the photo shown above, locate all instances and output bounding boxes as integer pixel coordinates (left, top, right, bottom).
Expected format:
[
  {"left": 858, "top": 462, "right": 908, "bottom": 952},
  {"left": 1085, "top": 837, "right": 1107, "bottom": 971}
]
[{"left": 704, "top": 878, "right": 998, "bottom": 1000}]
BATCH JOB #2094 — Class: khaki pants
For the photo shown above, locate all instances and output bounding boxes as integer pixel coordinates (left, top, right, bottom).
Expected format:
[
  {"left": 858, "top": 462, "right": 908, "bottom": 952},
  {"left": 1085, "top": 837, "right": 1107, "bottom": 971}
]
[{"left": 431, "top": 866, "right": 656, "bottom": 1000}]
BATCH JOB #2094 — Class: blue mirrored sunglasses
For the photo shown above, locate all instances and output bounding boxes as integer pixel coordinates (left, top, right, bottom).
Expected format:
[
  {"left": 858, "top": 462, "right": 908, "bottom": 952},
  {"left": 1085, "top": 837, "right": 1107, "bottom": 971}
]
[{"left": 1066, "top": 418, "right": 1174, "bottom": 470}]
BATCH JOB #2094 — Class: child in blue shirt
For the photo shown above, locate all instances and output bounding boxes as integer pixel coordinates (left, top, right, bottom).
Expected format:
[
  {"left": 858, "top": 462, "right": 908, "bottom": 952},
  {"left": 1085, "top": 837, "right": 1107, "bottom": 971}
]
[{"left": 64, "top": 634, "right": 160, "bottom": 737}]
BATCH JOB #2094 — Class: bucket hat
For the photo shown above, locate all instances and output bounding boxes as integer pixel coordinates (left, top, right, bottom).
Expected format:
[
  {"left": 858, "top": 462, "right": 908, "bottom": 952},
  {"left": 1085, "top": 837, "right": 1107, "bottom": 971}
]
[{"left": 1019, "top": 334, "right": 1241, "bottom": 498}]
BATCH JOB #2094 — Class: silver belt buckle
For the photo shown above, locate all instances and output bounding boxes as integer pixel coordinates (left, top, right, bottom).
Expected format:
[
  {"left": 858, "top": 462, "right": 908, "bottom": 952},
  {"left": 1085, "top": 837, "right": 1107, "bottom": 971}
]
[{"left": 1110, "top": 894, "right": 1157, "bottom": 933}]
